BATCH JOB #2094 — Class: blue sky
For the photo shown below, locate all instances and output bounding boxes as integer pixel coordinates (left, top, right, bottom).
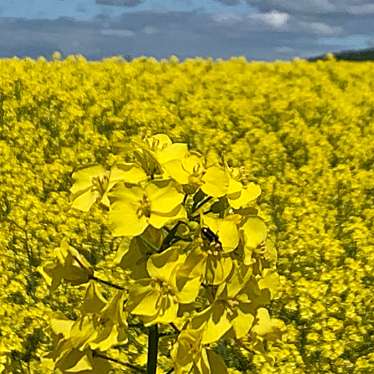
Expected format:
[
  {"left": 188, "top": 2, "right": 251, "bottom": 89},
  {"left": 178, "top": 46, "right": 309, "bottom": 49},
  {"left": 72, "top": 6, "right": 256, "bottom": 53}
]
[
  {"left": 0, "top": 0, "right": 251, "bottom": 19},
  {"left": 0, "top": 0, "right": 373, "bottom": 60}
]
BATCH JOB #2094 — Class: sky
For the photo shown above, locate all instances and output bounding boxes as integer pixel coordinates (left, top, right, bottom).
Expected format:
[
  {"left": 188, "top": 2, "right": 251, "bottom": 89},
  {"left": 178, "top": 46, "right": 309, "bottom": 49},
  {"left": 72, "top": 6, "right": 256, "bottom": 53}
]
[{"left": 0, "top": 0, "right": 373, "bottom": 60}]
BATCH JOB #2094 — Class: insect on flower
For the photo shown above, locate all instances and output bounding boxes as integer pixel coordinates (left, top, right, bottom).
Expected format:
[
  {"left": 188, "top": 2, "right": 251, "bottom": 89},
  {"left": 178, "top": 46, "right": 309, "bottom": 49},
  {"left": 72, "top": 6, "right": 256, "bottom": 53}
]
[{"left": 201, "top": 227, "right": 220, "bottom": 244}]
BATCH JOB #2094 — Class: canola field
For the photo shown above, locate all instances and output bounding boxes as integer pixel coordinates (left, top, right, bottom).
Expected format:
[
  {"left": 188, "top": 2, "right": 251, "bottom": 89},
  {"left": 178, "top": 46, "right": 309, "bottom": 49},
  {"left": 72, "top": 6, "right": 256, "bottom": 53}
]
[{"left": 0, "top": 56, "right": 373, "bottom": 373}]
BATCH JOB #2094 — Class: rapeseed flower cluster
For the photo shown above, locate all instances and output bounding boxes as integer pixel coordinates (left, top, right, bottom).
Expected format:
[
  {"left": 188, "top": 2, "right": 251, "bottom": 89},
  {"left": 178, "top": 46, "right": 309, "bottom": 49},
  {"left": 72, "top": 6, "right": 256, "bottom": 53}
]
[{"left": 0, "top": 55, "right": 373, "bottom": 373}]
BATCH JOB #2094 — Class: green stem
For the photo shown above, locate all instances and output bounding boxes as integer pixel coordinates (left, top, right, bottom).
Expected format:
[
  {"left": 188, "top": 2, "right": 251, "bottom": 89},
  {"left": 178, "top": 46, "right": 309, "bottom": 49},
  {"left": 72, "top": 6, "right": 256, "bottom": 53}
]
[
  {"left": 91, "top": 275, "right": 125, "bottom": 291},
  {"left": 93, "top": 351, "right": 145, "bottom": 373},
  {"left": 191, "top": 196, "right": 213, "bottom": 214},
  {"left": 160, "top": 221, "right": 183, "bottom": 251},
  {"left": 147, "top": 324, "right": 159, "bottom": 374}
]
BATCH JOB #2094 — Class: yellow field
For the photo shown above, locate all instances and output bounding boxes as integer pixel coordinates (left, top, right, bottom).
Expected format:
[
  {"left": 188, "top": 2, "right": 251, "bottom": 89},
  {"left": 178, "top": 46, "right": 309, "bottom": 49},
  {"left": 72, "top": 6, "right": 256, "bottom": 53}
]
[{"left": 0, "top": 55, "right": 373, "bottom": 373}]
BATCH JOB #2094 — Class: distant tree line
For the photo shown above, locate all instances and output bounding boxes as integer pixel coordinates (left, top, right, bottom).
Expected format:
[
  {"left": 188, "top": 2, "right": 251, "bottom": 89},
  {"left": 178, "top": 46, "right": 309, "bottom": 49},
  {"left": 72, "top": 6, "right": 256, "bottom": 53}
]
[{"left": 309, "top": 48, "right": 374, "bottom": 62}]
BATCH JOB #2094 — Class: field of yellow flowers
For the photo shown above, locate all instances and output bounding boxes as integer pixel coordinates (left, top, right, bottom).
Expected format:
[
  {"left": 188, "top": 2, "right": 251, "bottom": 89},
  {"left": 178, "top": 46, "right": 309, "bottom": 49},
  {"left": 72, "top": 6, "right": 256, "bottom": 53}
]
[{"left": 0, "top": 55, "right": 373, "bottom": 373}]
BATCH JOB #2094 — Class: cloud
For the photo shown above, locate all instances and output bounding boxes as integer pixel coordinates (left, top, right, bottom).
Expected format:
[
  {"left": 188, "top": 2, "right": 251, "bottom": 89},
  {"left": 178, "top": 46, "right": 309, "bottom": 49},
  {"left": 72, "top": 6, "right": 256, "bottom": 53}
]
[
  {"left": 299, "top": 21, "right": 342, "bottom": 36},
  {"left": 347, "top": 4, "right": 374, "bottom": 15},
  {"left": 0, "top": 9, "right": 373, "bottom": 61},
  {"left": 76, "top": 3, "right": 88, "bottom": 14},
  {"left": 216, "top": 0, "right": 374, "bottom": 16},
  {"left": 246, "top": 0, "right": 337, "bottom": 14},
  {"left": 368, "top": 38, "right": 374, "bottom": 47},
  {"left": 213, "top": 0, "right": 374, "bottom": 44},
  {"left": 100, "top": 28, "right": 135, "bottom": 37},
  {"left": 249, "top": 10, "right": 289, "bottom": 29},
  {"left": 318, "top": 34, "right": 372, "bottom": 47},
  {"left": 142, "top": 25, "right": 158, "bottom": 35},
  {"left": 274, "top": 46, "right": 295, "bottom": 54},
  {"left": 96, "top": 0, "right": 144, "bottom": 7},
  {"left": 215, "top": 0, "right": 243, "bottom": 5},
  {"left": 211, "top": 13, "right": 243, "bottom": 24}
]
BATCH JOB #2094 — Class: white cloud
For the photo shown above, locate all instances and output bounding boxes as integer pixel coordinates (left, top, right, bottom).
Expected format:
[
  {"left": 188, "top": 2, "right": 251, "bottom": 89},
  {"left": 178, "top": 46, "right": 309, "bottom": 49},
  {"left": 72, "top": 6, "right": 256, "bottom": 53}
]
[
  {"left": 299, "top": 21, "right": 342, "bottom": 36},
  {"left": 249, "top": 10, "right": 290, "bottom": 29},
  {"left": 275, "top": 46, "right": 294, "bottom": 54},
  {"left": 211, "top": 13, "right": 243, "bottom": 24},
  {"left": 225, "top": 1, "right": 374, "bottom": 15},
  {"left": 100, "top": 28, "right": 135, "bottom": 37},
  {"left": 96, "top": 0, "right": 143, "bottom": 7},
  {"left": 347, "top": 4, "right": 374, "bottom": 15},
  {"left": 244, "top": 0, "right": 337, "bottom": 14},
  {"left": 318, "top": 34, "right": 372, "bottom": 47},
  {"left": 0, "top": 8, "right": 373, "bottom": 61},
  {"left": 142, "top": 25, "right": 158, "bottom": 35}
]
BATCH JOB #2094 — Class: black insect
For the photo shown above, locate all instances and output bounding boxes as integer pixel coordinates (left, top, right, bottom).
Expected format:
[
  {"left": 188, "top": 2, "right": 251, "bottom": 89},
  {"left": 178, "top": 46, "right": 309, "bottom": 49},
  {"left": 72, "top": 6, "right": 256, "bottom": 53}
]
[{"left": 201, "top": 227, "right": 220, "bottom": 244}]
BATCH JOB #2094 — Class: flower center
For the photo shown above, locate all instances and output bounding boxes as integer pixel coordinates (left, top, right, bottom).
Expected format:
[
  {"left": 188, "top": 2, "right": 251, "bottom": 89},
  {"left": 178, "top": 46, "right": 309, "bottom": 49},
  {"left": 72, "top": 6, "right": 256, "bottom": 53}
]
[
  {"left": 92, "top": 174, "right": 109, "bottom": 195},
  {"left": 137, "top": 194, "right": 151, "bottom": 218}
]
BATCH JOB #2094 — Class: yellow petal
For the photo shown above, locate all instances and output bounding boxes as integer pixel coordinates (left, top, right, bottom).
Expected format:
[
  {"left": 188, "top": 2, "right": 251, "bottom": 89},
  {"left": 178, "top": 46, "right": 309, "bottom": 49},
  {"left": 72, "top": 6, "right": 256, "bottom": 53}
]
[
  {"left": 229, "top": 182, "right": 261, "bottom": 209},
  {"left": 147, "top": 246, "right": 181, "bottom": 282},
  {"left": 149, "top": 204, "right": 186, "bottom": 229},
  {"left": 156, "top": 143, "right": 189, "bottom": 165},
  {"left": 230, "top": 304, "right": 255, "bottom": 339},
  {"left": 71, "top": 189, "right": 100, "bottom": 212},
  {"left": 201, "top": 166, "right": 229, "bottom": 198},
  {"left": 109, "top": 200, "right": 148, "bottom": 237},
  {"left": 70, "top": 165, "right": 106, "bottom": 195},
  {"left": 242, "top": 217, "right": 267, "bottom": 249},
  {"left": 110, "top": 163, "right": 147, "bottom": 185},
  {"left": 203, "top": 215, "right": 239, "bottom": 253},
  {"left": 147, "top": 181, "right": 184, "bottom": 213},
  {"left": 128, "top": 283, "right": 161, "bottom": 317},
  {"left": 163, "top": 159, "right": 190, "bottom": 185}
]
